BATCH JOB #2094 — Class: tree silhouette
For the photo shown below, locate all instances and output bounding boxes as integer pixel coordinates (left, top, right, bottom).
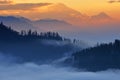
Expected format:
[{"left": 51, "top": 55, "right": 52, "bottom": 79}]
[
  {"left": 0, "top": 22, "right": 63, "bottom": 42},
  {"left": 66, "top": 39, "right": 120, "bottom": 71}
]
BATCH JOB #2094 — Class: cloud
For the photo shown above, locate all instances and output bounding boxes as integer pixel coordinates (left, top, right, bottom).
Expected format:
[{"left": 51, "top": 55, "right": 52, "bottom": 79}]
[
  {"left": 0, "top": 52, "right": 120, "bottom": 80},
  {"left": 118, "top": 0, "right": 120, "bottom": 2},
  {"left": 0, "top": 0, "right": 13, "bottom": 4},
  {"left": 1, "top": 51, "right": 120, "bottom": 80},
  {"left": 0, "top": 3, "right": 52, "bottom": 10},
  {"left": 0, "top": 63, "right": 120, "bottom": 80},
  {"left": 108, "top": 0, "right": 116, "bottom": 3},
  {"left": 108, "top": 0, "right": 120, "bottom": 3}
]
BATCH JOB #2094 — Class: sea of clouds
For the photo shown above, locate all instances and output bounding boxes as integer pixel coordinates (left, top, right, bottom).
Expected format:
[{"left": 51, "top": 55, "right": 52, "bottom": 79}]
[{"left": 0, "top": 52, "right": 120, "bottom": 80}]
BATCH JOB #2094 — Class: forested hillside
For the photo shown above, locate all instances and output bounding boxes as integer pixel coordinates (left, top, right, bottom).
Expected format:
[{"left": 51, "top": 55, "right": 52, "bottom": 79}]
[{"left": 65, "top": 39, "right": 120, "bottom": 71}]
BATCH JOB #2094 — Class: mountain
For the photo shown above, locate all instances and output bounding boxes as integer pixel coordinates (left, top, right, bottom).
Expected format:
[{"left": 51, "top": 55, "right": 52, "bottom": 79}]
[
  {"left": 0, "top": 16, "right": 35, "bottom": 31},
  {"left": 0, "top": 15, "right": 77, "bottom": 32},
  {"left": 0, "top": 3, "right": 118, "bottom": 27},
  {"left": 0, "top": 23, "right": 83, "bottom": 64},
  {"left": 34, "top": 19, "right": 75, "bottom": 31},
  {"left": 91, "top": 12, "right": 111, "bottom": 20},
  {"left": 24, "top": 3, "right": 88, "bottom": 26},
  {"left": 21, "top": 3, "right": 114, "bottom": 26},
  {"left": 64, "top": 39, "right": 120, "bottom": 71},
  {"left": 90, "top": 12, "right": 113, "bottom": 24},
  {"left": 0, "top": 15, "right": 119, "bottom": 43}
]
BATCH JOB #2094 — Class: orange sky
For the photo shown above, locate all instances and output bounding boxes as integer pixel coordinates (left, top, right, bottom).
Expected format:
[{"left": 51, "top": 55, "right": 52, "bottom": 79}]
[
  {"left": 0, "top": 0, "right": 120, "bottom": 21},
  {"left": 0, "top": 0, "right": 120, "bottom": 43},
  {"left": 10, "top": 0, "right": 120, "bottom": 20}
]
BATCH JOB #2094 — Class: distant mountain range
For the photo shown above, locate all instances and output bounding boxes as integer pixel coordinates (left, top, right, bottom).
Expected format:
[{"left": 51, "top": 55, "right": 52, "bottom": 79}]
[
  {"left": 22, "top": 3, "right": 114, "bottom": 26},
  {"left": 0, "top": 3, "right": 115, "bottom": 31},
  {"left": 0, "top": 3, "right": 115, "bottom": 26},
  {"left": 0, "top": 12, "right": 115, "bottom": 31},
  {"left": 0, "top": 16, "right": 75, "bottom": 32},
  {"left": 0, "top": 16, "right": 34, "bottom": 31},
  {"left": 0, "top": 14, "right": 120, "bottom": 43},
  {"left": 33, "top": 19, "right": 74, "bottom": 31},
  {"left": 18, "top": 3, "right": 114, "bottom": 26}
]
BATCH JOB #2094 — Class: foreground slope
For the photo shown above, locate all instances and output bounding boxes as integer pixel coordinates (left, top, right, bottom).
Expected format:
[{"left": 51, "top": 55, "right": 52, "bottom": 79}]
[{"left": 65, "top": 40, "right": 120, "bottom": 71}]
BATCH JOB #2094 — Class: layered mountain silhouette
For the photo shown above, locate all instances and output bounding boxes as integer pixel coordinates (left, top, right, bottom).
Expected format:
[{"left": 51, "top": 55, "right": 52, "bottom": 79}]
[
  {"left": 22, "top": 3, "right": 113, "bottom": 26},
  {"left": 0, "top": 15, "right": 119, "bottom": 43},
  {"left": 0, "top": 13, "right": 114, "bottom": 31},
  {"left": 0, "top": 3, "right": 115, "bottom": 27},
  {"left": 0, "top": 16, "right": 75, "bottom": 32}
]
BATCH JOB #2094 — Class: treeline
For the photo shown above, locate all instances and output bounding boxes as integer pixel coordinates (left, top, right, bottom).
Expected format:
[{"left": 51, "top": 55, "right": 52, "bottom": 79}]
[
  {"left": 0, "top": 22, "right": 63, "bottom": 42},
  {"left": 65, "top": 39, "right": 120, "bottom": 71}
]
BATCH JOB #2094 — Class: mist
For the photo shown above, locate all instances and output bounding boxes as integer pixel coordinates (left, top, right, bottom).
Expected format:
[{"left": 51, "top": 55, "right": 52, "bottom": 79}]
[{"left": 0, "top": 53, "right": 120, "bottom": 80}]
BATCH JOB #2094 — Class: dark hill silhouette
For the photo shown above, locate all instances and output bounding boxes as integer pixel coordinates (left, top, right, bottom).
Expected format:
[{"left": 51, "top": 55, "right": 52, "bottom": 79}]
[
  {"left": 0, "top": 22, "right": 20, "bottom": 41},
  {"left": 0, "top": 22, "right": 63, "bottom": 42},
  {"left": 0, "top": 22, "right": 81, "bottom": 64},
  {"left": 64, "top": 40, "right": 120, "bottom": 71}
]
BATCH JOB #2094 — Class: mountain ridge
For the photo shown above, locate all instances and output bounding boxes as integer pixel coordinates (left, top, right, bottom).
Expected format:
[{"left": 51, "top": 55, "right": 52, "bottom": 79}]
[
  {"left": 64, "top": 39, "right": 120, "bottom": 71},
  {"left": 0, "top": 22, "right": 84, "bottom": 64}
]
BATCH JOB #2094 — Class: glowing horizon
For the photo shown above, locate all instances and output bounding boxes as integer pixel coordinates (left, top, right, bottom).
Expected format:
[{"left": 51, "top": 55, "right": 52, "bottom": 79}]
[
  {"left": 0, "top": 0, "right": 120, "bottom": 24},
  {"left": 9, "top": 0, "right": 120, "bottom": 20},
  {"left": 0, "top": 0, "right": 120, "bottom": 43}
]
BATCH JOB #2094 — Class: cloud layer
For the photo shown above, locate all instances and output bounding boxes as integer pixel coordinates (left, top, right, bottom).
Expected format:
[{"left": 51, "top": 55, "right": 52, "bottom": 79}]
[
  {"left": 0, "top": 3, "right": 52, "bottom": 10},
  {"left": 0, "top": 52, "right": 120, "bottom": 80},
  {"left": 0, "top": 0, "right": 13, "bottom": 4},
  {"left": 0, "top": 0, "right": 52, "bottom": 10},
  {"left": 1, "top": 63, "right": 120, "bottom": 80},
  {"left": 108, "top": 0, "right": 120, "bottom": 3}
]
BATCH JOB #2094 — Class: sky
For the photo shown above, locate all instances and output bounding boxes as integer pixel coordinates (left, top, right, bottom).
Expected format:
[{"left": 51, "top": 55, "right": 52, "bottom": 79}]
[
  {"left": 6, "top": 0, "right": 120, "bottom": 20},
  {"left": 15, "top": 0, "right": 120, "bottom": 16},
  {"left": 0, "top": 0, "right": 120, "bottom": 43},
  {"left": 0, "top": 0, "right": 120, "bottom": 20}
]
